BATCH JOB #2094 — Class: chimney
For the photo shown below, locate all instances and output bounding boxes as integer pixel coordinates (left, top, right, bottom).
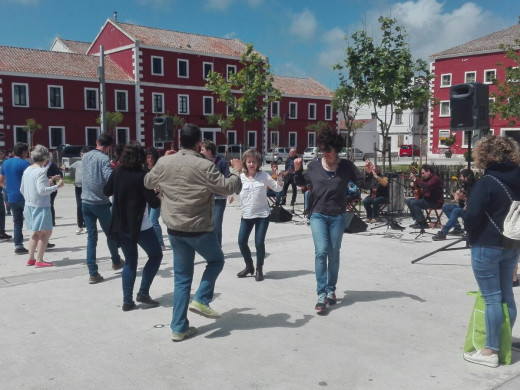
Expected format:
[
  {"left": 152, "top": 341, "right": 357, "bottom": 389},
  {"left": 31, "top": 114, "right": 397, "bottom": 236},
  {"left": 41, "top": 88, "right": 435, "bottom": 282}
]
[{"left": 113, "top": 11, "right": 118, "bottom": 22}]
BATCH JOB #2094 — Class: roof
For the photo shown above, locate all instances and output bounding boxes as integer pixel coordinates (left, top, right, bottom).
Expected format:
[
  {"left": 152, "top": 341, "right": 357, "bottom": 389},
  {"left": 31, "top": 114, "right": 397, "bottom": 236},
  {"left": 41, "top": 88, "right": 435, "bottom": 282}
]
[
  {"left": 272, "top": 75, "right": 332, "bottom": 98},
  {"left": 112, "top": 21, "right": 252, "bottom": 58},
  {"left": 430, "top": 23, "right": 520, "bottom": 59},
  {"left": 55, "top": 38, "right": 91, "bottom": 54},
  {"left": 0, "top": 46, "right": 133, "bottom": 82}
]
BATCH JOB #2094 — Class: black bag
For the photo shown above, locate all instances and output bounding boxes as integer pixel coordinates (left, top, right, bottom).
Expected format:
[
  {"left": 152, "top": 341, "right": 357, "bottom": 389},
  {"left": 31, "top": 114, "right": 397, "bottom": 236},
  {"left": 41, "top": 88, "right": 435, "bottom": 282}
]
[{"left": 270, "top": 205, "right": 293, "bottom": 223}]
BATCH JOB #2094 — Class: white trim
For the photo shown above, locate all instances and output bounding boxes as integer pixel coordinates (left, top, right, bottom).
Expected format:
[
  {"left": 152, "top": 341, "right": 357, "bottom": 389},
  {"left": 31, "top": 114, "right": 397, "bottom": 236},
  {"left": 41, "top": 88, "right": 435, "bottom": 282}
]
[
  {"left": 270, "top": 131, "right": 279, "bottom": 147},
  {"left": 288, "top": 131, "right": 297, "bottom": 149},
  {"left": 151, "top": 56, "right": 164, "bottom": 76},
  {"left": 85, "top": 127, "right": 100, "bottom": 145},
  {"left": 484, "top": 68, "right": 496, "bottom": 84},
  {"left": 48, "top": 126, "right": 65, "bottom": 148},
  {"left": 152, "top": 92, "right": 164, "bottom": 114},
  {"left": 177, "top": 59, "right": 189, "bottom": 78},
  {"left": 0, "top": 71, "right": 134, "bottom": 84},
  {"left": 203, "top": 62, "right": 213, "bottom": 80},
  {"left": 226, "top": 130, "right": 237, "bottom": 144},
  {"left": 115, "top": 90, "right": 129, "bottom": 112},
  {"left": 439, "top": 100, "right": 450, "bottom": 117},
  {"left": 115, "top": 127, "right": 130, "bottom": 145},
  {"left": 203, "top": 96, "right": 214, "bottom": 115},
  {"left": 12, "top": 82, "right": 29, "bottom": 107},
  {"left": 464, "top": 71, "right": 476, "bottom": 83},
  {"left": 271, "top": 101, "right": 279, "bottom": 117},
  {"left": 48, "top": 85, "right": 64, "bottom": 109},
  {"left": 440, "top": 73, "right": 452, "bottom": 88},
  {"left": 289, "top": 102, "right": 298, "bottom": 119},
  {"left": 308, "top": 103, "right": 316, "bottom": 120},
  {"left": 84, "top": 87, "right": 99, "bottom": 110},
  {"left": 307, "top": 131, "right": 316, "bottom": 147},
  {"left": 178, "top": 94, "right": 190, "bottom": 115},
  {"left": 247, "top": 130, "right": 257, "bottom": 148},
  {"left": 325, "top": 104, "right": 332, "bottom": 120},
  {"left": 226, "top": 64, "right": 237, "bottom": 81}
]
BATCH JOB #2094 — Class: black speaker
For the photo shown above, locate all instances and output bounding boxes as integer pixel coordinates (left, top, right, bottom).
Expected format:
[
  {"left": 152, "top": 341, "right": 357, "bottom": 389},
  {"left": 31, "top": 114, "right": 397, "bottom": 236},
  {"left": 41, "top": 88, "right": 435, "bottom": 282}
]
[
  {"left": 269, "top": 206, "right": 293, "bottom": 223},
  {"left": 450, "top": 82, "right": 489, "bottom": 131},
  {"left": 154, "top": 116, "right": 174, "bottom": 142},
  {"left": 344, "top": 213, "right": 367, "bottom": 233}
]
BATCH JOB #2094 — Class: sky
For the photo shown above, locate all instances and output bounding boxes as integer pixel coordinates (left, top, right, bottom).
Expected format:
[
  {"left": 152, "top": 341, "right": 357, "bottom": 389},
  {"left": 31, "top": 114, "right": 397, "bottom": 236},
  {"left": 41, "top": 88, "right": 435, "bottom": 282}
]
[{"left": 0, "top": 0, "right": 518, "bottom": 90}]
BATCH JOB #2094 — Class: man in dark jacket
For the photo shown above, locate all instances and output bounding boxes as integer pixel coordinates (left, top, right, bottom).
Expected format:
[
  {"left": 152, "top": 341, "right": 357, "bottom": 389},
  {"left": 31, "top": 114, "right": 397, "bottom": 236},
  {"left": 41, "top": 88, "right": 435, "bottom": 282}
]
[
  {"left": 281, "top": 148, "right": 298, "bottom": 206},
  {"left": 406, "top": 164, "right": 444, "bottom": 229}
]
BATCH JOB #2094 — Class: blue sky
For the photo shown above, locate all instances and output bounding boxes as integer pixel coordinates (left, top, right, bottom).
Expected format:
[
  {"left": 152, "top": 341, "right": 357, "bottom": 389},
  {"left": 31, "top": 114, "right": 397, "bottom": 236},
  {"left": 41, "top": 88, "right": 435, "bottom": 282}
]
[{"left": 0, "top": 0, "right": 518, "bottom": 90}]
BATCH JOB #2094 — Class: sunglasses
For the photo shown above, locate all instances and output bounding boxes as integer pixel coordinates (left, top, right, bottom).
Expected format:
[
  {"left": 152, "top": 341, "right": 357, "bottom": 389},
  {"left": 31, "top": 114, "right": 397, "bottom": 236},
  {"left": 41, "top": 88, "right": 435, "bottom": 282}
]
[{"left": 320, "top": 146, "right": 332, "bottom": 153}]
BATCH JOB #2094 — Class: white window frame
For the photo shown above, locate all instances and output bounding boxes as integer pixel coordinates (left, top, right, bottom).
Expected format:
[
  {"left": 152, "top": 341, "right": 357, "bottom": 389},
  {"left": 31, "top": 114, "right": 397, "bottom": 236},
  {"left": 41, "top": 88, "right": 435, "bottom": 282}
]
[
  {"left": 465, "top": 71, "right": 476, "bottom": 84},
  {"left": 115, "top": 127, "right": 130, "bottom": 145},
  {"left": 439, "top": 101, "right": 450, "bottom": 117},
  {"left": 270, "top": 131, "right": 279, "bottom": 147},
  {"left": 271, "top": 101, "right": 280, "bottom": 117},
  {"left": 247, "top": 130, "right": 257, "bottom": 149},
  {"left": 288, "top": 131, "right": 297, "bottom": 149},
  {"left": 203, "top": 62, "right": 214, "bottom": 80},
  {"left": 14, "top": 126, "right": 28, "bottom": 144},
  {"left": 440, "top": 73, "right": 452, "bottom": 88},
  {"left": 203, "top": 96, "right": 214, "bottom": 115},
  {"left": 226, "top": 65, "right": 236, "bottom": 81},
  {"left": 48, "top": 126, "right": 65, "bottom": 149},
  {"left": 308, "top": 132, "right": 316, "bottom": 148},
  {"left": 227, "top": 130, "right": 237, "bottom": 145},
  {"left": 12, "top": 83, "right": 29, "bottom": 107},
  {"left": 152, "top": 92, "right": 164, "bottom": 114},
  {"left": 178, "top": 59, "right": 189, "bottom": 78},
  {"left": 178, "top": 94, "right": 190, "bottom": 115},
  {"left": 289, "top": 102, "right": 298, "bottom": 119},
  {"left": 84, "top": 88, "right": 99, "bottom": 110},
  {"left": 438, "top": 129, "right": 451, "bottom": 147},
  {"left": 395, "top": 113, "right": 403, "bottom": 125},
  {"left": 48, "top": 85, "right": 64, "bottom": 109},
  {"left": 325, "top": 104, "right": 332, "bottom": 120},
  {"left": 85, "top": 127, "right": 100, "bottom": 146},
  {"left": 151, "top": 56, "right": 164, "bottom": 76},
  {"left": 484, "top": 69, "right": 496, "bottom": 84},
  {"left": 115, "top": 90, "right": 128, "bottom": 112},
  {"left": 308, "top": 103, "right": 316, "bottom": 120}
]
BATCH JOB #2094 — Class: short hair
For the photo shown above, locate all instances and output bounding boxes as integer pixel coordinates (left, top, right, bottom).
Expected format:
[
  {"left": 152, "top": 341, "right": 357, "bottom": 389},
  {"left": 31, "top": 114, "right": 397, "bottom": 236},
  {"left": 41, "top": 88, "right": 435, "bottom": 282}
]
[
  {"left": 113, "top": 143, "right": 125, "bottom": 159},
  {"left": 145, "top": 147, "right": 160, "bottom": 164},
  {"left": 81, "top": 146, "right": 92, "bottom": 154},
  {"left": 13, "top": 142, "right": 29, "bottom": 157},
  {"left": 421, "top": 164, "right": 434, "bottom": 173},
  {"left": 180, "top": 123, "right": 201, "bottom": 149},
  {"left": 202, "top": 140, "right": 216, "bottom": 156},
  {"left": 241, "top": 149, "right": 262, "bottom": 173},
  {"left": 473, "top": 135, "right": 520, "bottom": 169},
  {"left": 30, "top": 144, "right": 50, "bottom": 163},
  {"left": 119, "top": 141, "right": 145, "bottom": 170},
  {"left": 97, "top": 133, "right": 113, "bottom": 147},
  {"left": 317, "top": 128, "right": 343, "bottom": 154}
]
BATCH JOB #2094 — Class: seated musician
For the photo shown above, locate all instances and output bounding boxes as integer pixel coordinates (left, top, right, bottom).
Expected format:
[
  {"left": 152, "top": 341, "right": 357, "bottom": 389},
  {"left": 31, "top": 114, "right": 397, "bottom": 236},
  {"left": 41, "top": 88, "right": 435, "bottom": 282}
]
[
  {"left": 432, "top": 168, "right": 475, "bottom": 240},
  {"left": 362, "top": 160, "right": 389, "bottom": 223},
  {"left": 406, "top": 164, "right": 444, "bottom": 229},
  {"left": 266, "top": 162, "right": 283, "bottom": 206}
]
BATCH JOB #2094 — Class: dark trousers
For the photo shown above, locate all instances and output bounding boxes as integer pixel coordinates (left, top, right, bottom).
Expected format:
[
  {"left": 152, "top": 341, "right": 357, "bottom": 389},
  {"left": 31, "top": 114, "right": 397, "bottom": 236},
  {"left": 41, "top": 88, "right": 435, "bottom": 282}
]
[
  {"left": 75, "top": 186, "right": 84, "bottom": 228},
  {"left": 50, "top": 190, "right": 57, "bottom": 226},
  {"left": 282, "top": 177, "right": 297, "bottom": 205}
]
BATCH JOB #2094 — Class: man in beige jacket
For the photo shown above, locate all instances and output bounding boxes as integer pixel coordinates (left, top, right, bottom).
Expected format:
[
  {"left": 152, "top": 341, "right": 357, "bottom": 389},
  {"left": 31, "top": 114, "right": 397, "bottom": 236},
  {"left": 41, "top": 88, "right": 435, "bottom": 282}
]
[{"left": 144, "top": 123, "right": 242, "bottom": 342}]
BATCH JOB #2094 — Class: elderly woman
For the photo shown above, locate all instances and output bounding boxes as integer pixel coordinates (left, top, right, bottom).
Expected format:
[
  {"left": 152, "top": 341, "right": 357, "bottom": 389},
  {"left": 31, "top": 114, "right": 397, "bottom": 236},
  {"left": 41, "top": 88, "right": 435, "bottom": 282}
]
[
  {"left": 20, "top": 145, "right": 64, "bottom": 267},
  {"left": 294, "top": 128, "right": 364, "bottom": 313},
  {"left": 463, "top": 135, "right": 520, "bottom": 367}
]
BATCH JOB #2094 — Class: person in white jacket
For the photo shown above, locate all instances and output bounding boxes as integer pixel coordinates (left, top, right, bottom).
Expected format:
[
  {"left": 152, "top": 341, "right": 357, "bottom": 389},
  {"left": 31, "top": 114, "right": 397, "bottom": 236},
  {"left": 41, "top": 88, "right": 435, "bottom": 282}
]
[
  {"left": 20, "top": 145, "right": 63, "bottom": 267},
  {"left": 237, "top": 149, "right": 283, "bottom": 281}
]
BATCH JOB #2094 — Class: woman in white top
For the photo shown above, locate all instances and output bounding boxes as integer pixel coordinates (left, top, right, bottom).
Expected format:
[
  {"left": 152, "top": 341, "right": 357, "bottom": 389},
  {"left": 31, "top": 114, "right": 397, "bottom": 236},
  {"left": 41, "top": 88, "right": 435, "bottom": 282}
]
[
  {"left": 20, "top": 145, "right": 64, "bottom": 267},
  {"left": 237, "top": 149, "right": 283, "bottom": 281}
]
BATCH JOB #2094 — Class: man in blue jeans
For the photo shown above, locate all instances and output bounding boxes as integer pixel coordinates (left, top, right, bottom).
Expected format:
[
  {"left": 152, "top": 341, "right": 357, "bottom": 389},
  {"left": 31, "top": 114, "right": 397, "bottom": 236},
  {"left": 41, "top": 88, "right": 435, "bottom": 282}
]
[
  {"left": 145, "top": 124, "right": 242, "bottom": 342},
  {"left": 81, "top": 133, "right": 124, "bottom": 284}
]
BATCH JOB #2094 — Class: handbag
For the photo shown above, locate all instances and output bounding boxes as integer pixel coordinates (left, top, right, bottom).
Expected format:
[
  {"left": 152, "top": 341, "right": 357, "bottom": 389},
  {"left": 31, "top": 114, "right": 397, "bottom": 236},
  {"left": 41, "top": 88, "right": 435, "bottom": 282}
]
[
  {"left": 463, "top": 291, "right": 512, "bottom": 364},
  {"left": 484, "top": 175, "right": 520, "bottom": 241}
]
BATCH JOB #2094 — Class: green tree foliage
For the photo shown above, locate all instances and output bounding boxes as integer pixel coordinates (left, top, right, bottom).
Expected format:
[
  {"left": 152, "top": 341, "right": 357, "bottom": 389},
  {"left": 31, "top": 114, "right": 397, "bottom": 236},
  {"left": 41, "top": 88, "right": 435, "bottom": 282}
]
[
  {"left": 305, "top": 121, "right": 329, "bottom": 133},
  {"left": 97, "top": 111, "right": 123, "bottom": 135},
  {"left": 23, "top": 118, "right": 42, "bottom": 147},
  {"left": 206, "top": 114, "right": 234, "bottom": 144}
]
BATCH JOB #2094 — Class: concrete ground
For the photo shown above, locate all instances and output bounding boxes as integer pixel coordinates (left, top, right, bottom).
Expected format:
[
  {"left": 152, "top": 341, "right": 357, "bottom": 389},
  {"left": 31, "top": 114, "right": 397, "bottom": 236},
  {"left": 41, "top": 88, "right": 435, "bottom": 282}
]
[{"left": 1, "top": 180, "right": 519, "bottom": 390}]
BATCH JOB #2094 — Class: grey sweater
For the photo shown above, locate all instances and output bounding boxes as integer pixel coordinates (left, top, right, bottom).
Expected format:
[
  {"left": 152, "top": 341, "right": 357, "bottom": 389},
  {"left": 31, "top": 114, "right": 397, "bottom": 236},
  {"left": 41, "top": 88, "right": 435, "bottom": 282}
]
[{"left": 81, "top": 149, "right": 113, "bottom": 205}]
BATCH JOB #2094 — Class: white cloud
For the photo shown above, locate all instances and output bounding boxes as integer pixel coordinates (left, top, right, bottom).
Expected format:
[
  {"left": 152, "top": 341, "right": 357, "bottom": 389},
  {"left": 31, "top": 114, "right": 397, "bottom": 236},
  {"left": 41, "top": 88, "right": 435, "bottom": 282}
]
[
  {"left": 318, "top": 27, "right": 347, "bottom": 69},
  {"left": 248, "top": 0, "right": 264, "bottom": 7},
  {"left": 289, "top": 8, "right": 317, "bottom": 40},
  {"left": 205, "top": 0, "right": 233, "bottom": 10}
]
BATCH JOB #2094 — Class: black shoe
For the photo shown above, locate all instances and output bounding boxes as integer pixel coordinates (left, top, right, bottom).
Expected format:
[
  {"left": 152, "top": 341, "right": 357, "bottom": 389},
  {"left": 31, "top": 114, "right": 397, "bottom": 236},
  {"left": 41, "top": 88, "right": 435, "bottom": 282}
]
[
  {"left": 237, "top": 262, "right": 254, "bottom": 278},
  {"left": 255, "top": 266, "right": 264, "bottom": 282},
  {"left": 122, "top": 301, "right": 136, "bottom": 312},
  {"left": 0, "top": 232, "right": 12, "bottom": 240},
  {"left": 46, "top": 242, "right": 55, "bottom": 249},
  {"left": 281, "top": 200, "right": 286, "bottom": 206},
  {"left": 450, "top": 228, "right": 465, "bottom": 235},
  {"left": 88, "top": 273, "right": 104, "bottom": 284},
  {"left": 513, "top": 279, "right": 519, "bottom": 288},
  {"left": 136, "top": 293, "right": 160, "bottom": 307},
  {"left": 432, "top": 231, "right": 447, "bottom": 241},
  {"left": 14, "top": 247, "right": 29, "bottom": 255}
]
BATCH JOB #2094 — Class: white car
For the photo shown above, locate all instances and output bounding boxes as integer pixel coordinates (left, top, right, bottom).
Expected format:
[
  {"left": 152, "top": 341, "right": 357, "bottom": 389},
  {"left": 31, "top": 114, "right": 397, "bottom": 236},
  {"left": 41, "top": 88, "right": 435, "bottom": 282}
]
[
  {"left": 302, "top": 147, "right": 322, "bottom": 163},
  {"left": 265, "top": 147, "right": 291, "bottom": 164}
]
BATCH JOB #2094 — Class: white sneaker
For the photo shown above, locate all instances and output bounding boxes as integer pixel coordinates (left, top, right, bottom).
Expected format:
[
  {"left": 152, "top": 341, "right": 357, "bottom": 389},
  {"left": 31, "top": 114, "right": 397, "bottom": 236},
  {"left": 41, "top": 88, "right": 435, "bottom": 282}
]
[
  {"left": 76, "top": 227, "right": 84, "bottom": 235},
  {"left": 463, "top": 349, "right": 499, "bottom": 367}
]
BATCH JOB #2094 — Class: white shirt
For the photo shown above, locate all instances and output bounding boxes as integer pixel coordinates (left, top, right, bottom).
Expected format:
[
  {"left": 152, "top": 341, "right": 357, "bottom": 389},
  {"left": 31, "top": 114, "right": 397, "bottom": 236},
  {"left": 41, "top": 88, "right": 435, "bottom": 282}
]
[{"left": 239, "top": 171, "right": 283, "bottom": 219}]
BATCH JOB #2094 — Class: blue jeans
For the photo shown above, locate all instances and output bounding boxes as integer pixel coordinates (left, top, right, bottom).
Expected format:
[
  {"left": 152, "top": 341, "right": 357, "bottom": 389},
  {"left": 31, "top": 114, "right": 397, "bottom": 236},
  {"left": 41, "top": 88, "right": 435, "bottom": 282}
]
[
  {"left": 9, "top": 202, "right": 25, "bottom": 248},
  {"left": 213, "top": 198, "right": 227, "bottom": 247},
  {"left": 82, "top": 202, "right": 121, "bottom": 276},
  {"left": 238, "top": 217, "right": 270, "bottom": 267},
  {"left": 363, "top": 196, "right": 388, "bottom": 219},
  {"left": 441, "top": 204, "right": 464, "bottom": 234},
  {"left": 310, "top": 212, "right": 347, "bottom": 295},
  {"left": 169, "top": 232, "right": 224, "bottom": 334},
  {"left": 148, "top": 205, "right": 165, "bottom": 247},
  {"left": 0, "top": 190, "right": 5, "bottom": 233},
  {"left": 406, "top": 198, "right": 435, "bottom": 223},
  {"left": 266, "top": 190, "right": 282, "bottom": 207},
  {"left": 118, "top": 228, "right": 163, "bottom": 304},
  {"left": 471, "top": 245, "right": 519, "bottom": 351}
]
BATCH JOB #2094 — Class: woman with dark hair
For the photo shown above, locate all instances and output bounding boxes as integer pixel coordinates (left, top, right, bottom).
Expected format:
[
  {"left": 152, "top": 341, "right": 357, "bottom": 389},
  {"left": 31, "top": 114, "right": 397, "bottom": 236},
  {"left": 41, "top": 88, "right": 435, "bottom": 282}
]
[
  {"left": 294, "top": 128, "right": 364, "bottom": 313},
  {"left": 104, "top": 141, "right": 163, "bottom": 311},
  {"left": 463, "top": 135, "right": 520, "bottom": 367},
  {"left": 145, "top": 147, "right": 166, "bottom": 250}
]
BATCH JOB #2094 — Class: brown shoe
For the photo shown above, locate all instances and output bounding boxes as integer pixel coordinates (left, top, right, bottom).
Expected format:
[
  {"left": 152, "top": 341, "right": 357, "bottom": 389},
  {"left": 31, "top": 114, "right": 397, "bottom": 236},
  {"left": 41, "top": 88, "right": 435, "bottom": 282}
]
[
  {"left": 112, "top": 258, "right": 125, "bottom": 271},
  {"left": 89, "top": 273, "right": 104, "bottom": 284}
]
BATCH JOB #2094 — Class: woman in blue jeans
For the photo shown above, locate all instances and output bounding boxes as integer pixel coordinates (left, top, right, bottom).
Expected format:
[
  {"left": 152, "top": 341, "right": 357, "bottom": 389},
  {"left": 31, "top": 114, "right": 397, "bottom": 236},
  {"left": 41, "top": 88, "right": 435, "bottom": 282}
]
[
  {"left": 464, "top": 135, "right": 520, "bottom": 367},
  {"left": 294, "top": 128, "right": 364, "bottom": 313},
  {"left": 145, "top": 147, "right": 166, "bottom": 250},
  {"left": 237, "top": 149, "right": 282, "bottom": 281}
]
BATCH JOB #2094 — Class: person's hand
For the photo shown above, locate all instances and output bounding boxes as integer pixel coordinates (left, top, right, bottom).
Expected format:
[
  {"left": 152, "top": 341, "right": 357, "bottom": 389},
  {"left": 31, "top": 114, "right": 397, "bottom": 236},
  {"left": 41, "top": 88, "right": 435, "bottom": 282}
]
[
  {"left": 228, "top": 195, "right": 234, "bottom": 204},
  {"left": 230, "top": 159, "right": 243, "bottom": 171},
  {"left": 294, "top": 158, "right": 303, "bottom": 171},
  {"left": 57, "top": 179, "right": 65, "bottom": 189}
]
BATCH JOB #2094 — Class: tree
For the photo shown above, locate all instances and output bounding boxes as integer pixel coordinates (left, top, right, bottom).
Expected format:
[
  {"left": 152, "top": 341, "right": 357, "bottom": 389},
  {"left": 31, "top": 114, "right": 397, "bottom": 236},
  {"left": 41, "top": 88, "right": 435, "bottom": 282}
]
[
  {"left": 340, "top": 16, "right": 433, "bottom": 171},
  {"left": 97, "top": 111, "right": 123, "bottom": 136},
  {"left": 206, "top": 43, "right": 281, "bottom": 151},
  {"left": 23, "top": 118, "right": 42, "bottom": 148},
  {"left": 410, "top": 75, "right": 437, "bottom": 165},
  {"left": 206, "top": 113, "right": 233, "bottom": 144},
  {"left": 305, "top": 121, "right": 329, "bottom": 133},
  {"left": 267, "top": 116, "right": 285, "bottom": 146},
  {"left": 331, "top": 83, "right": 363, "bottom": 159}
]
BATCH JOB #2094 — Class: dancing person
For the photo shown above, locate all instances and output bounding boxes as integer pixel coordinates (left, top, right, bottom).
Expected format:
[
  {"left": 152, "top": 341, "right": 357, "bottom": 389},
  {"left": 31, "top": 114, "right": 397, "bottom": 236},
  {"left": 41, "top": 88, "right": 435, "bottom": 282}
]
[
  {"left": 0, "top": 143, "right": 30, "bottom": 254},
  {"left": 281, "top": 148, "right": 298, "bottom": 206},
  {"left": 294, "top": 128, "right": 364, "bottom": 313},
  {"left": 406, "top": 164, "right": 444, "bottom": 229},
  {"left": 236, "top": 149, "right": 283, "bottom": 282},
  {"left": 81, "top": 133, "right": 124, "bottom": 284},
  {"left": 362, "top": 160, "right": 389, "bottom": 223},
  {"left": 144, "top": 123, "right": 242, "bottom": 342},
  {"left": 104, "top": 142, "right": 163, "bottom": 312},
  {"left": 20, "top": 145, "right": 64, "bottom": 267},
  {"left": 463, "top": 135, "right": 520, "bottom": 368},
  {"left": 145, "top": 147, "right": 166, "bottom": 250}
]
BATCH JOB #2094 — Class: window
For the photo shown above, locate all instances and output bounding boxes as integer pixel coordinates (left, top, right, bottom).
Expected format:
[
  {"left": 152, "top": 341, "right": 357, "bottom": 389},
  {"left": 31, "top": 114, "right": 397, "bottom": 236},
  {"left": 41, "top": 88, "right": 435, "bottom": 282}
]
[
  {"left": 270, "top": 131, "right": 279, "bottom": 147},
  {"left": 115, "top": 127, "right": 129, "bottom": 145},
  {"left": 178, "top": 59, "right": 189, "bottom": 78},
  {"left": 86, "top": 127, "right": 100, "bottom": 146},
  {"left": 227, "top": 96, "right": 237, "bottom": 116},
  {"left": 48, "top": 86, "right": 63, "bottom": 109},
  {"left": 325, "top": 105, "right": 332, "bottom": 121},
  {"left": 227, "top": 65, "right": 236, "bottom": 81},
  {"left": 308, "top": 103, "right": 316, "bottom": 120},
  {"left": 85, "top": 88, "right": 98, "bottom": 110},
  {"left": 203, "top": 62, "right": 213, "bottom": 80},
  {"left": 288, "top": 132, "right": 297, "bottom": 148},
  {"left": 440, "top": 73, "right": 452, "bottom": 88},
  {"left": 395, "top": 113, "right": 403, "bottom": 125},
  {"left": 247, "top": 131, "right": 257, "bottom": 148},
  {"left": 14, "top": 126, "right": 28, "bottom": 143},
  {"left": 438, "top": 129, "right": 452, "bottom": 147},
  {"left": 115, "top": 90, "right": 128, "bottom": 112},
  {"left": 439, "top": 101, "right": 450, "bottom": 117},
  {"left": 417, "top": 112, "right": 425, "bottom": 126},
  {"left": 484, "top": 69, "right": 496, "bottom": 84},
  {"left": 289, "top": 102, "right": 297, "bottom": 119},
  {"left": 152, "top": 93, "right": 164, "bottom": 114},
  {"left": 49, "top": 127, "right": 64, "bottom": 149},
  {"left": 12, "top": 83, "right": 29, "bottom": 107},
  {"left": 465, "top": 71, "right": 476, "bottom": 83},
  {"left": 203, "top": 96, "right": 214, "bottom": 115},
  {"left": 227, "top": 130, "right": 237, "bottom": 145},
  {"left": 178, "top": 94, "right": 189, "bottom": 115},
  {"left": 271, "top": 101, "right": 279, "bottom": 117},
  {"left": 308, "top": 132, "right": 316, "bottom": 147},
  {"left": 151, "top": 56, "right": 163, "bottom": 76},
  {"left": 371, "top": 112, "right": 377, "bottom": 120}
]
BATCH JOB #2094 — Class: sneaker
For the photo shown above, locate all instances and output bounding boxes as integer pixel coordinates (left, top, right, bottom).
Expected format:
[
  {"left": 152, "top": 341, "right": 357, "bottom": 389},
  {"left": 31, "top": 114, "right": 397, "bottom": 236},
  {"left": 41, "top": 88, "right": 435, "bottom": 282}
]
[
  {"left": 122, "top": 301, "right": 136, "bottom": 312},
  {"left": 75, "top": 227, "right": 84, "bottom": 235},
  {"left": 188, "top": 300, "right": 221, "bottom": 319},
  {"left": 432, "top": 231, "right": 447, "bottom": 241},
  {"left": 112, "top": 258, "right": 125, "bottom": 271},
  {"left": 34, "top": 261, "right": 54, "bottom": 268},
  {"left": 136, "top": 293, "right": 160, "bottom": 307},
  {"left": 46, "top": 242, "right": 55, "bottom": 249},
  {"left": 463, "top": 349, "right": 499, "bottom": 368},
  {"left": 26, "top": 259, "right": 36, "bottom": 266},
  {"left": 88, "top": 273, "right": 104, "bottom": 284},
  {"left": 0, "top": 232, "right": 12, "bottom": 240},
  {"left": 315, "top": 293, "right": 327, "bottom": 313},
  {"left": 14, "top": 247, "right": 29, "bottom": 255},
  {"left": 450, "top": 227, "right": 465, "bottom": 235},
  {"left": 171, "top": 326, "right": 197, "bottom": 342},
  {"left": 326, "top": 291, "right": 337, "bottom": 306}
]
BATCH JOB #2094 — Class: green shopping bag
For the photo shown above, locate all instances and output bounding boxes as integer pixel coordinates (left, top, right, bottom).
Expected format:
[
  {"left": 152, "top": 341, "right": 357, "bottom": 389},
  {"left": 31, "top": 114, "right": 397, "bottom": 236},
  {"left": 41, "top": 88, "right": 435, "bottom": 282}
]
[{"left": 463, "top": 291, "right": 512, "bottom": 364}]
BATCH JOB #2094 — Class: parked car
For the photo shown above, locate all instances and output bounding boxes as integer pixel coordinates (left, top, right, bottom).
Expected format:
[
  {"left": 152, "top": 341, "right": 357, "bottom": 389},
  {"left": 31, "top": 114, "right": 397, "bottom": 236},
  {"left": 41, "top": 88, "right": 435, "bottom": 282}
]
[
  {"left": 302, "top": 147, "right": 322, "bottom": 163},
  {"left": 265, "top": 147, "right": 291, "bottom": 164},
  {"left": 58, "top": 145, "right": 87, "bottom": 168},
  {"left": 216, "top": 144, "right": 245, "bottom": 161},
  {"left": 399, "top": 144, "right": 420, "bottom": 157},
  {"left": 340, "top": 147, "right": 368, "bottom": 161}
]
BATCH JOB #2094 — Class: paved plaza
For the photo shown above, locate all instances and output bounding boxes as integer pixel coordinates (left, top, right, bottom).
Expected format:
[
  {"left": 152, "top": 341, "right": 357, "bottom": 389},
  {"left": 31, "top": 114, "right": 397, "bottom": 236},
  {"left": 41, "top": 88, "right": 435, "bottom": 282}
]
[{"left": 1, "top": 176, "right": 520, "bottom": 389}]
